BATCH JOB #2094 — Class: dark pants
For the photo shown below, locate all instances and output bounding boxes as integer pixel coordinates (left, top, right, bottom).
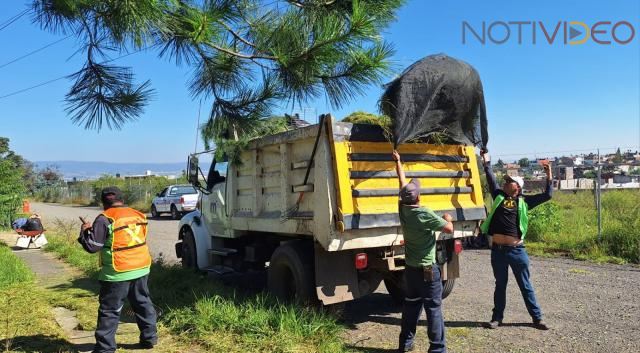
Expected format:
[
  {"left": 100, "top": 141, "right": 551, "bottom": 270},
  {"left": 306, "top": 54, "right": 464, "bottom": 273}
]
[
  {"left": 491, "top": 245, "right": 542, "bottom": 322},
  {"left": 94, "top": 275, "right": 157, "bottom": 353},
  {"left": 398, "top": 265, "right": 446, "bottom": 353}
]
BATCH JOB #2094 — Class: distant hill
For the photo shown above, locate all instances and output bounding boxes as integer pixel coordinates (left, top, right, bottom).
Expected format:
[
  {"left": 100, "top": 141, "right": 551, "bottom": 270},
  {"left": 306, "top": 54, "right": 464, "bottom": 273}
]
[{"left": 34, "top": 161, "right": 214, "bottom": 180}]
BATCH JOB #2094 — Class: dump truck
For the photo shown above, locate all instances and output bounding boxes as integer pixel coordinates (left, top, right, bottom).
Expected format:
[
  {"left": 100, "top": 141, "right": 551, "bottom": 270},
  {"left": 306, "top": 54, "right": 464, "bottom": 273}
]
[{"left": 175, "top": 115, "right": 486, "bottom": 305}]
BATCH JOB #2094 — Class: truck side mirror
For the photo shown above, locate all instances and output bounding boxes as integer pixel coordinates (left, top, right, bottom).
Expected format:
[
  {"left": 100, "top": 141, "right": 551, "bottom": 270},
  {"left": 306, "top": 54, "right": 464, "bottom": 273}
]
[{"left": 187, "top": 155, "right": 199, "bottom": 185}]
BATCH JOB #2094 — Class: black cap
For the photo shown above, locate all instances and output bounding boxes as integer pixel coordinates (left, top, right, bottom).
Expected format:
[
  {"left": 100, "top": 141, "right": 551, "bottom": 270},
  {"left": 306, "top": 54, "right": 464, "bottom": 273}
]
[{"left": 101, "top": 186, "right": 124, "bottom": 205}]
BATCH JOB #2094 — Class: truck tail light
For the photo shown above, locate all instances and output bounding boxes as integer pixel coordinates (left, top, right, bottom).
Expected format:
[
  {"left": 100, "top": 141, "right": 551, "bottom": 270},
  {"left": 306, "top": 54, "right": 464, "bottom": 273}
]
[
  {"left": 355, "top": 253, "right": 368, "bottom": 270},
  {"left": 180, "top": 197, "right": 185, "bottom": 204},
  {"left": 454, "top": 239, "right": 463, "bottom": 254}
]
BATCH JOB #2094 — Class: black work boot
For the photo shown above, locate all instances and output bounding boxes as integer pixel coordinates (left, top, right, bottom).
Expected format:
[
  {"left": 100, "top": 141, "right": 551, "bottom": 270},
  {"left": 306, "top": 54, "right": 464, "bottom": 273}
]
[{"left": 533, "top": 319, "right": 550, "bottom": 330}]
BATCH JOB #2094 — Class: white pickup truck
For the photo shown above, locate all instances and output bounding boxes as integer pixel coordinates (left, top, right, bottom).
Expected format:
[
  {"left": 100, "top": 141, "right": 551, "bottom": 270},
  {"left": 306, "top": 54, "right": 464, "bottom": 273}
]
[{"left": 150, "top": 184, "right": 199, "bottom": 219}]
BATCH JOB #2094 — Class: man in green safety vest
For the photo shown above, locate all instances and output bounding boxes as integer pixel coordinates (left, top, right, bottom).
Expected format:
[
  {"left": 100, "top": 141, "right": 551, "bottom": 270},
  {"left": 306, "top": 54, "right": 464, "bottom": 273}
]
[{"left": 480, "top": 150, "right": 553, "bottom": 331}]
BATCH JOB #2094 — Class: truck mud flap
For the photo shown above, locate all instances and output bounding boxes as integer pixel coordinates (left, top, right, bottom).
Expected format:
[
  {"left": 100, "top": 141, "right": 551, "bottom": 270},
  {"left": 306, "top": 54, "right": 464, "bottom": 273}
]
[{"left": 314, "top": 244, "right": 359, "bottom": 305}]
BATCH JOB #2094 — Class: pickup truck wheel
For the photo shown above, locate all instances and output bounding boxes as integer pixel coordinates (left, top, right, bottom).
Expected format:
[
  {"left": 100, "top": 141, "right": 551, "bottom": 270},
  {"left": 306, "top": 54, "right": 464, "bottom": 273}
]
[
  {"left": 442, "top": 279, "right": 455, "bottom": 299},
  {"left": 171, "top": 205, "right": 181, "bottom": 220},
  {"left": 181, "top": 230, "right": 198, "bottom": 270},
  {"left": 268, "top": 241, "right": 315, "bottom": 304},
  {"left": 150, "top": 205, "right": 159, "bottom": 219},
  {"left": 383, "top": 272, "right": 406, "bottom": 306}
]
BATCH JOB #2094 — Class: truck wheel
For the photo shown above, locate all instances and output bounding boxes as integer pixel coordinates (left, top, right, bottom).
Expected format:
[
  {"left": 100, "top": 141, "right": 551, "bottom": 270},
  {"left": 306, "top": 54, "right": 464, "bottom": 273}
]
[
  {"left": 442, "top": 279, "right": 455, "bottom": 299},
  {"left": 171, "top": 205, "right": 181, "bottom": 220},
  {"left": 150, "top": 205, "right": 159, "bottom": 219},
  {"left": 181, "top": 229, "right": 198, "bottom": 270},
  {"left": 267, "top": 241, "right": 315, "bottom": 303},
  {"left": 385, "top": 273, "right": 456, "bottom": 304},
  {"left": 383, "top": 271, "right": 406, "bottom": 305}
]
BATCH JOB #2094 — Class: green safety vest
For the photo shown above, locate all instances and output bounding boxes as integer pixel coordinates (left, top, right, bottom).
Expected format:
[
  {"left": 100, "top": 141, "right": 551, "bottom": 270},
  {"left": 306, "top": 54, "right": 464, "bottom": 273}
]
[{"left": 480, "top": 194, "right": 530, "bottom": 240}]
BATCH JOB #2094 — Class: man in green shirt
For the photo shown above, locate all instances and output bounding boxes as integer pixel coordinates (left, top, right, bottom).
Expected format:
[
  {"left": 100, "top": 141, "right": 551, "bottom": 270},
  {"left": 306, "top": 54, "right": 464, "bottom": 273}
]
[{"left": 393, "top": 150, "right": 454, "bottom": 353}]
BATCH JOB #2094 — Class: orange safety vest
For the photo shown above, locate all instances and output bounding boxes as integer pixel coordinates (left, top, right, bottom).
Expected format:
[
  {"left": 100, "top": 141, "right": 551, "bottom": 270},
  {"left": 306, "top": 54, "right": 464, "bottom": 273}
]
[{"left": 102, "top": 207, "right": 152, "bottom": 272}]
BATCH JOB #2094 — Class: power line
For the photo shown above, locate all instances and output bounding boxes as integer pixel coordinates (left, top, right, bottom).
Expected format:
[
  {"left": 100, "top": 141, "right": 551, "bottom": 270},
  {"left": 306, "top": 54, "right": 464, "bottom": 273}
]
[
  {"left": 492, "top": 146, "right": 639, "bottom": 158},
  {"left": 0, "top": 35, "right": 73, "bottom": 70},
  {"left": 0, "top": 48, "right": 148, "bottom": 100},
  {"left": 0, "top": 8, "right": 29, "bottom": 32}
]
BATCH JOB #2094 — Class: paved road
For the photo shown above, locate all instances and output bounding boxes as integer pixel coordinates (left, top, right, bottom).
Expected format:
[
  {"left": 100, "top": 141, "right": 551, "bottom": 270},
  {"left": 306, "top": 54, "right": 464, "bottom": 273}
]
[
  {"left": 31, "top": 202, "right": 180, "bottom": 264},
  {"left": 31, "top": 202, "right": 640, "bottom": 352}
]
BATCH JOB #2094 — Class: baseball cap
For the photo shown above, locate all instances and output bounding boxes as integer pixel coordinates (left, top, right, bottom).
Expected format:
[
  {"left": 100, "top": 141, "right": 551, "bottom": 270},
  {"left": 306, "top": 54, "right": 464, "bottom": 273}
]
[
  {"left": 101, "top": 186, "right": 124, "bottom": 204},
  {"left": 400, "top": 179, "right": 421, "bottom": 204},
  {"left": 503, "top": 175, "right": 524, "bottom": 189}
]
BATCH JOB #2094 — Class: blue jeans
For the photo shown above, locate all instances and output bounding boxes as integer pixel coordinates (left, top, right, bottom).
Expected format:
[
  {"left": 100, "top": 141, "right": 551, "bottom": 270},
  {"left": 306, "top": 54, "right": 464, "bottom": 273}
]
[
  {"left": 491, "top": 245, "right": 542, "bottom": 322},
  {"left": 399, "top": 265, "right": 446, "bottom": 353}
]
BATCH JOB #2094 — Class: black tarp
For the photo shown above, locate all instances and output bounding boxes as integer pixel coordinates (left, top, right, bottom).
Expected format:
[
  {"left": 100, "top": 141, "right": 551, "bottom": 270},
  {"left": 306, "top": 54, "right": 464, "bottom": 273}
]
[{"left": 380, "top": 54, "right": 488, "bottom": 148}]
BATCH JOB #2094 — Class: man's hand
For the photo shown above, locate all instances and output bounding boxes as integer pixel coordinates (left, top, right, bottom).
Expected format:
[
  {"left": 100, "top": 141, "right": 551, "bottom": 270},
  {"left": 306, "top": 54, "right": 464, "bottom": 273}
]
[
  {"left": 543, "top": 163, "right": 553, "bottom": 180},
  {"left": 480, "top": 148, "right": 490, "bottom": 165},
  {"left": 392, "top": 150, "right": 401, "bottom": 162},
  {"left": 441, "top": 213, "right": 454, "bottom": 234},
  {"left": 80, "top": 216, "right": 92, "bottom": 233}
]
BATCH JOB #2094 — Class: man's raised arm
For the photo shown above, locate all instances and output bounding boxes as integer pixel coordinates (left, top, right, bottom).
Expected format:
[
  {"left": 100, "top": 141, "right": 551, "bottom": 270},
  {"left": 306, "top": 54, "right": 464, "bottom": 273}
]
[{"left": 393, "top": 150, "right": 408, "bottom": 189}]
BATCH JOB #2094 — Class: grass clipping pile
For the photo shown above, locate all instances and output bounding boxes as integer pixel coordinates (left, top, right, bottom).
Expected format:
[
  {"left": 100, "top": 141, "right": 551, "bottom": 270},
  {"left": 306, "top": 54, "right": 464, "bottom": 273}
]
[{"left": 380, "top": 53, "right": 489, "bottom": 148}]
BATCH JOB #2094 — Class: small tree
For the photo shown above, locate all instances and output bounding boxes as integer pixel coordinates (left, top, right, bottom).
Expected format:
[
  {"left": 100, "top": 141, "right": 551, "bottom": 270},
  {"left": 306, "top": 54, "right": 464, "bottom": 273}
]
[
  {"left": 495, "top": 159, "right": 505, "bottom": 169},
  {"left": 0, "top": 138, "right": 27, "bottom": 227},
  {"left": 518, "top": 158, "right": 530, "bottom": 168},
  {"left": 612, "top": 147, "right": 623, "bottom": 164}
]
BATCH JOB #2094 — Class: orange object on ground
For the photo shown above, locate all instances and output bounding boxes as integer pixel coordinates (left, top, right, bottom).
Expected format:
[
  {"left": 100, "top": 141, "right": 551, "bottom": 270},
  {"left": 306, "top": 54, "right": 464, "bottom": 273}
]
[{"left": 22, "top": 200, "right": 30, "bottom": 213}]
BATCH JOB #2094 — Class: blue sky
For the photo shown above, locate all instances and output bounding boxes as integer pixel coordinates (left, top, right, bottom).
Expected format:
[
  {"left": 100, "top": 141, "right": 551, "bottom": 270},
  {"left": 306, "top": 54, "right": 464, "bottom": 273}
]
[{"left": 1, "top": 0, "right": 638, "bottom": 163}]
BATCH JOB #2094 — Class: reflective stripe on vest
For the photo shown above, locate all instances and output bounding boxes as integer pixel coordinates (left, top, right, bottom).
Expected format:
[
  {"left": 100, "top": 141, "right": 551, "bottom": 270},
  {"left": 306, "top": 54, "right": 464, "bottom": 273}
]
[
  {"left": 102, "top": 207, "right": 152, "bottom": 272},
  {"left": 480, "top": 194, "right": 529, "bottom": 239}
]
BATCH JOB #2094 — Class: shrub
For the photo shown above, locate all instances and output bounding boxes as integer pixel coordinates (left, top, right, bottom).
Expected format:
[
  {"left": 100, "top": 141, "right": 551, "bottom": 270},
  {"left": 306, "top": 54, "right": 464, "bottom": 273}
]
[{"left": 527, "top": 201, "right": 561, "bottom": 242}]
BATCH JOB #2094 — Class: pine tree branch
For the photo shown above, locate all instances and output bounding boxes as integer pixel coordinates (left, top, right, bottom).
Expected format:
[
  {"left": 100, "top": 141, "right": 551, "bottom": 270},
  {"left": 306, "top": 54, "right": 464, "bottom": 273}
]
[
  {"left": 217, "top": 20, "right": 255, "bottom": 48},
  {"left": 287, "top": 0, "right": 337, "bottom": 8},
  {"left": 204, "top": 42, "right": 276, "bottom": 60}
]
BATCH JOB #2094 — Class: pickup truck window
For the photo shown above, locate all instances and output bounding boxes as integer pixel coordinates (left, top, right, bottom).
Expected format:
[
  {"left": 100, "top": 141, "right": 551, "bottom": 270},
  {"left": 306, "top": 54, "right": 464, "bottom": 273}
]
[{"left": 170, "top": 185, "right": 198, "bottom": 196}]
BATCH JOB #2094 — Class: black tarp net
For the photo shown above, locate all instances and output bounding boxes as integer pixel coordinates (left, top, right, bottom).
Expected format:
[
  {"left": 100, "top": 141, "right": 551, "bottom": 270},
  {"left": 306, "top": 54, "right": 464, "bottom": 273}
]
[{"left": 380, "top": 54, "right": 488, "bottom": 148}]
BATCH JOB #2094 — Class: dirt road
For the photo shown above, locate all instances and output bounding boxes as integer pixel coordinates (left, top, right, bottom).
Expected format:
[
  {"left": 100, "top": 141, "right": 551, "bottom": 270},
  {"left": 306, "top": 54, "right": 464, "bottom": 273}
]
[
  {"left": 31, "top": 202, "right": 180, "bottom": 264},
  {"left": 31, "top": 202, "right": 640, "bottom": 352},
  {"left": 344, "top": 250, "right": 640, "bottom": 353}
]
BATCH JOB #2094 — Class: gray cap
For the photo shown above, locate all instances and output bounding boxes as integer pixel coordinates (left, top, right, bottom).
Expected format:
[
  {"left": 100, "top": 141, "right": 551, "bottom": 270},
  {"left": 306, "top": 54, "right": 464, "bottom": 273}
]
[{"left": 400, "top": 179, "right": 421, "bottom": 204}]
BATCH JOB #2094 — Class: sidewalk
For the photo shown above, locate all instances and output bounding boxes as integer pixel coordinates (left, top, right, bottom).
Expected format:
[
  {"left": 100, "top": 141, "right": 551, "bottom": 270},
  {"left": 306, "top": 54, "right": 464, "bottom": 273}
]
[{"left": 0, "top": 232, "right": 142, "bottom": 353}]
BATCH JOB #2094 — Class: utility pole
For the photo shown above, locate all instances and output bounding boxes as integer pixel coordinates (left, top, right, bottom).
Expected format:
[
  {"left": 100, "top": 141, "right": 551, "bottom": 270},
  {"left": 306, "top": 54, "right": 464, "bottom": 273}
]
[{"left": 596, "top": 149, "right": 602, "bottom": 242}]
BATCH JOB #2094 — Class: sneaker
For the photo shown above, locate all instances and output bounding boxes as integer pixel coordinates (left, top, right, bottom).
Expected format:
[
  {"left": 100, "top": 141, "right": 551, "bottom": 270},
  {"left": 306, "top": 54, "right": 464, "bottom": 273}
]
[
  {"left": 139, "top": 340, "right": 156, "bottom": 349},
  {"left": 398, "top": 343, "right": 414, "bottom": 352},
  {"left": 533, "top": 319, "right": 550, "bottom": 330},
  {"left": 487, "top": 320, "right": 501, "bottom": 329}
]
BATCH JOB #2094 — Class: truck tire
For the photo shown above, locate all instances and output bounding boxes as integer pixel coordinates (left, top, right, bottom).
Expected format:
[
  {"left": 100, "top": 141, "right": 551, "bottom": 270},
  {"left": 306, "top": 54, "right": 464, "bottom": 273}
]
[
  {"left": 181, "top": 229, "right": 198, "bottom": 270},
  {"left": 442, "top": 279, "right": 455, "bottom": 299},
  {"left": 267, "top": 241, "right": 315, "bottom": 303},
  {"left": 171, "top": 205, "right": 181, "bottom": 220},
  {"left": 150, "top": 205, "right": 159, "bottom": 219},
  {"left": 384, "top": 272, "right": 456, "bottom": 304},
  {"left": 383, "top": 271, "right": 406, "bottom": 305}
]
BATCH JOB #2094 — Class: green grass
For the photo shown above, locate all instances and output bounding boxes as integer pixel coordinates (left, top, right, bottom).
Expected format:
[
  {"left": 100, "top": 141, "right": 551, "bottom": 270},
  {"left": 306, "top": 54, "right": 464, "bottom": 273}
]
[
  {"left": 0, "top": 243, "right": 71, "bottom": 352},
  {"left": 44, "top": 230, "right": 349, "bottom": 353},
  {"left": 526, "top": 189, "right": 640, "bottom": 264},
  {"left": 0, "top": 243, "right": 34, "bottom": 289}
]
